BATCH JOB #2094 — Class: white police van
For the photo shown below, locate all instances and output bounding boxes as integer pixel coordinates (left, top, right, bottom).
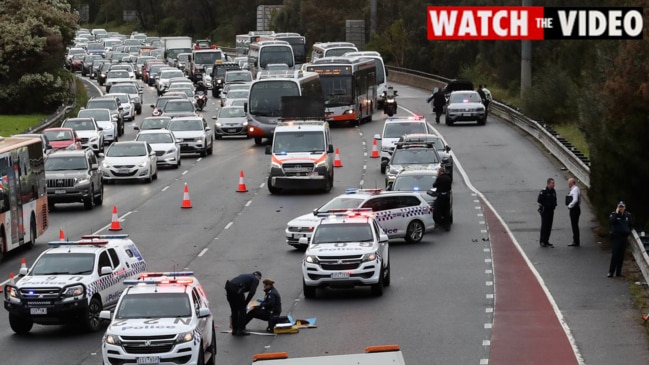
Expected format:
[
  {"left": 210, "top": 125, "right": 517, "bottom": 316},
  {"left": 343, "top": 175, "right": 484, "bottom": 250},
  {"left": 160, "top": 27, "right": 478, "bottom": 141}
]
[
  {"left": 3, "top": 234, "right": 147, "bottom": 334},
  {"left": 100, "top": 271, "right": 216, "bottom": 365}
]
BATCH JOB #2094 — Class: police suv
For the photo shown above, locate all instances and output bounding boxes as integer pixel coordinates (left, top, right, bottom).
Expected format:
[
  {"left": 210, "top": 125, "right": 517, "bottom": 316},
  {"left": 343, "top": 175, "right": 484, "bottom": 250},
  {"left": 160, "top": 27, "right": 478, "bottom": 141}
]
[
  {"left": 286, "top": 189, "right": 435, "bottom": 249},
  {"left": 100, "top": 271, "right": 216, "bottom": 365},
  {"left": 373, "top": 116, "right": 430, "bottom": 174},
  {"left": 3, "top": 234, "right": 147, "bottom": 334}
]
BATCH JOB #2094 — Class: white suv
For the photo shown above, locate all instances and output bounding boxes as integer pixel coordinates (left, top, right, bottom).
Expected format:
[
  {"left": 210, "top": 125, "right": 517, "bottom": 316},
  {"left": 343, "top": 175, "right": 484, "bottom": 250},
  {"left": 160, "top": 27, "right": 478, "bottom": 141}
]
[
  {"left": 373, "top": 116, "right": 430, "bottom": 174},
  {"left": 100, "top": 271, "right": 216, "bottom": 365},
  {"left": 301, "top": 210, "right": 390, "bottom": 298},
  {"left": 3, "top": 234, "right": 147, "bottom": 334},
  {"left": 286, "top": 189, "right": 435, "bottom": 249}
]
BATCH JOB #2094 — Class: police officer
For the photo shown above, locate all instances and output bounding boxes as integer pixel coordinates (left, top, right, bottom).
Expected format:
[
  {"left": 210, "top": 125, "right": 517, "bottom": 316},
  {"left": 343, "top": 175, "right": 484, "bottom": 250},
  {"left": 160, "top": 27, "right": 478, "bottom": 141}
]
[
  {"left": 427, "top": 87, "right": 447, "bottom": 124},
  {"left": 433, "top": 167, "right": 452, "bottom": 230},
  {"left": 608, "top": 202, "right": 633, "bottom": 277},
  {"left": 245, "top": 278, "right": 282, "bottom": 333},
  {"left": 225, "top": 271, "right": 261, "bottom": 336},
  {"left": 537, "top": 178, "right": 557, "bottom": 248}
]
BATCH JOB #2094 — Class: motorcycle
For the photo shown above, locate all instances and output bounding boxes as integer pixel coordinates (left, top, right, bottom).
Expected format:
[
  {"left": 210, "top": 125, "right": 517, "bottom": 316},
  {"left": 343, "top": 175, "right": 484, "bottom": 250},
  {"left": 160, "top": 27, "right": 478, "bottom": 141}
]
[
  {"left": 195, "top": 91, "right": 207, "bottom": 111},
  {"left": 382, "top": 88, "right": 398, "bottom": 117}
]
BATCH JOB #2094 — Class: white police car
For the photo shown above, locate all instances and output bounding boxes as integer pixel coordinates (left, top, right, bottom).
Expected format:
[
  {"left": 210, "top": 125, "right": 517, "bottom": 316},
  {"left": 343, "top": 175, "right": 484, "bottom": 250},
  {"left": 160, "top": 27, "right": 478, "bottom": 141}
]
[
  {"left": 3, "top": 234, "right": 147, "bottom": 334},
  {"left": 373, "top": 116, "right": 430, "bottom": 174},
  {"left": 100, "top": 271, "right": 216, "bottom": 365},
  {"left": 286, "top": 189, "right": 435, "bottom": 249},
  {"left": 301, "top": 209, "right": 390, "bottom": 298}
]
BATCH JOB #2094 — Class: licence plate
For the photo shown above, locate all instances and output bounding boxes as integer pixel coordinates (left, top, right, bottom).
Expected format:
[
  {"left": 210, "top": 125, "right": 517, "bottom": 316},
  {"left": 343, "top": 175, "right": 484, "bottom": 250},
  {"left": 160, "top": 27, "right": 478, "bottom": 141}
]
[
  {"left": 180, "top": 143, "right": 188, "bottom": 147},
  {"left": 118, "top": 169, "right": 130, "bottom": 174},
  {"left": 30, "top": 308, "right": 47, "bottom": 315},
  {"left": 292, "top": 233, "right": 305, "bottom": 239},
  {"left": 463, "top": 113, "right": 470, "bottom": 116},
  {"left": 331, "top": 272, "right": 349, "bottom": 279},
  {"left": 54, "top": 190, "right": 66, "bottom": 194},
  {"left": 227, "top": 128, "right": 237, "bottom": 133},
  {"left": 137, "top": 357, "right": 160, "bottom": 364}
]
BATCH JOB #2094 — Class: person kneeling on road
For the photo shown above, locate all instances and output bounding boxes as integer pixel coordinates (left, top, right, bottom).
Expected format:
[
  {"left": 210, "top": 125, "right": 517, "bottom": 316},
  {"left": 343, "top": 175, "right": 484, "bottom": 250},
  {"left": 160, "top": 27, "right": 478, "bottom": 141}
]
[{"left": 245, "top": 279, "right": 282, "bottom": 333}]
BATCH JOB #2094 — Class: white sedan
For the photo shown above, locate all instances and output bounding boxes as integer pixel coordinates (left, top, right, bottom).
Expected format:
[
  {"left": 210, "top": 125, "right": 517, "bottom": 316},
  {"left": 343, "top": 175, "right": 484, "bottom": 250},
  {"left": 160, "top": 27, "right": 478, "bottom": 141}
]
[
  {"left": 100, "top": 141, "right": 158, "bottom": 183},
  {"left": 134, "top": 129, "right": 181, "bottom": 168}
]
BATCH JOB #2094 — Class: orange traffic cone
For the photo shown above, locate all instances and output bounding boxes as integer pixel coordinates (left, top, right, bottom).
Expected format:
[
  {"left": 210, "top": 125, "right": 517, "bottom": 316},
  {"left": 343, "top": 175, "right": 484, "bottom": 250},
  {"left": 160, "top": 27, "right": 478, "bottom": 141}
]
[
  {"left": 237, "top": 170, "right": 248, "bottom": 192},
  {"left": 20, "top": 258, "right": 27, "bottom": 272},
  {"left": 59, "top": 228, "right": 65, "bottom": 241},
  {"left": 109, "top": 205, "right": 122, "bottom": 231},
  {"left": 334, "top": 148, "right": 343, "bottom": 167},
  {"left": 9, "top": 272, "right": 15, "bottom": 286},
  {"left": 181, "top": 183, "right": 193, "bottom": 208},
  {"left": 370, "top": 139, "right": 380, "bottom": 158}
]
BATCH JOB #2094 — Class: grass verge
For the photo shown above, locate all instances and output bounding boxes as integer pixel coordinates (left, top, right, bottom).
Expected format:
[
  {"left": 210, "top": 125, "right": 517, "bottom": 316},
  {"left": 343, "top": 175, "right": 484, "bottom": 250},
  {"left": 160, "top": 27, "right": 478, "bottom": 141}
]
[
  {"left": 0, "top": 115, "right": 49, "bottom": 136},
  {"left": 552, "top": 123, "right": 590, "bottom": 158}
]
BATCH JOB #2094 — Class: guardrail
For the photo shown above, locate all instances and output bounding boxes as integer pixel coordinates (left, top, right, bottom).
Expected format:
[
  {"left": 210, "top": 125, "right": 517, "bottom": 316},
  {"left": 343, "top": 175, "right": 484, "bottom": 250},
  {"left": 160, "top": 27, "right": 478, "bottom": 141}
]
[{"left": 387, "top": 65, "right": 649, "bottom": 285}]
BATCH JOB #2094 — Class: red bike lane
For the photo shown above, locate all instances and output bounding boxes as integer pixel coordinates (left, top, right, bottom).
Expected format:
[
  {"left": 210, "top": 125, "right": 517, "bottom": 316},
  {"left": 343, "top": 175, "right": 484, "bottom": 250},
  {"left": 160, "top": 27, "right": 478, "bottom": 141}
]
[{"left": 482, "top": 197, "right": 581, "bottom": 365}]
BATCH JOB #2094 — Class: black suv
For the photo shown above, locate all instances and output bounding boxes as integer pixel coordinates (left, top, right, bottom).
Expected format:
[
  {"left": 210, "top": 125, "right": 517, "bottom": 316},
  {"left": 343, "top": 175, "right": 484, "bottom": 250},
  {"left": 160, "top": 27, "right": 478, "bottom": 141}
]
[
  {"left": 210, "top": 62, "right": 240, "bottom": 97},
  {"left": 45, "top": 149, "right": 104, "bottom": 210}
]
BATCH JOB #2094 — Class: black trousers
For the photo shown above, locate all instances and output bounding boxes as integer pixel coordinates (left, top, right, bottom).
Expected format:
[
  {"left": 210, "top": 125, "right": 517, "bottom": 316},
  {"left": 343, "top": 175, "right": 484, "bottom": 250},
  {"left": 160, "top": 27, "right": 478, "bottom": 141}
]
[
  {"left": 433, "top": 106, "right": 443, "bottom": 123},
  {"left": 539, "top": 208, "right": 554, "bottom": 245},
  {"left": 245, "top": 307, "right": 278, "bottom": 330},
  {"left": 609, "top": 235, "right": 628, "bottom": 276},
  {"left": 433, "top": 194, "right": 450, "bottom": 226},
  {"left": 569, "top": 206, "right": 581, "bottom": 245},
  {"left": 225, "top": 281, "right": 246, "bottom": 333}
]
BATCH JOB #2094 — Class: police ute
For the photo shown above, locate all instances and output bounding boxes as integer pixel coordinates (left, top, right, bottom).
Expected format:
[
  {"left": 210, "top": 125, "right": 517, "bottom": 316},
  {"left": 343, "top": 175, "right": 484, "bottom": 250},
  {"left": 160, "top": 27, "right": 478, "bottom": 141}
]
[
  {"left": 100, "top": 271, "right": 216, "bottom": 365},
  {"left": 252, "top": 344, "right": 406, "bottom": 364},
  {"left": 3, "top": 234, "right": 147, "bottom": 334}
]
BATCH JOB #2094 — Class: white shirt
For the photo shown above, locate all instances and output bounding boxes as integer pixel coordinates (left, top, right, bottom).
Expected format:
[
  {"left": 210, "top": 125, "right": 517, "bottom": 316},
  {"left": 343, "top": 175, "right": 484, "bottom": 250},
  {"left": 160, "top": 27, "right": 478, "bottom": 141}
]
[{"left": 568, "top": 184, "right": 580, "bottom": 209}]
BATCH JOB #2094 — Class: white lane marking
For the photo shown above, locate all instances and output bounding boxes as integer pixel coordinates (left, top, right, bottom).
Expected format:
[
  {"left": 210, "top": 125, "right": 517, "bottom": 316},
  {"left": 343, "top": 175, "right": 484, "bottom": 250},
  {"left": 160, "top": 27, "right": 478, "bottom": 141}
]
[
  {"left": 486, "top": 307, "right": 494, "bottom": 313},
  {"left": 484, "top": 323, "right": 493, "bottom": 329},
  {"left": 486, "top": 294, "right": 494, "bottom": 299},
  {"left": 224, "top": 222, "right": 233, "bottom": 230},
  {"left": 245, "top": 200, "right": 252, "bottom": 207},
  {"left": 162, "top": 186, "right": 170, "bottom": 192},
  {"left": 486, "top": 281, "right": 494, "bottom": 286},
  {"left": 483, "top": 340, "right": 491, "bottom": 346},
  {"left": 198, "top": 248, "right": 208, "bottom": 257},
  {"left": 485, "top": 269, "right": 493, "bottom": 274},
  {"left": 480, "top": 359, "right": 489, "bottom": 365}
]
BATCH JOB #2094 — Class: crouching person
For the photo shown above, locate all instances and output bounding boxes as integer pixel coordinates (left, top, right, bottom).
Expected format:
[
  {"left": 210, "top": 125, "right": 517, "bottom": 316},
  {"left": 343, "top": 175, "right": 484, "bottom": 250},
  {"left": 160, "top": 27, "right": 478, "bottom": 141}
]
[{"left": 245, "top": 278, "right": 282, "bottom": 333}]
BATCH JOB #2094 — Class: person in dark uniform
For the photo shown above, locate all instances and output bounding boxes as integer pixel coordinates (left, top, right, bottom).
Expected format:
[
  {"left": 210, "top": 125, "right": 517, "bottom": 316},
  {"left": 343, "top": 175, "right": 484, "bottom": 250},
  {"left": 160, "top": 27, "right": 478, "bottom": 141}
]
[
  {"left": 566, "top": 178, "right": 581, "bottom": 246},
  {"left": 245, "top": 278, "right": 282, "bottom": 333},
  {"left": 427, "top": 87, "right": 447, "bottom": 124},
  {"left": 432, "top": 167, "right": 452, "bottom": 230},
  {"left": 537, "top": 178, "right": 557, "bottom": 248},
  {"left": 225, "top": 271, "right": 261, "bottom": 336},
  {"left": 608, "top": 201, "right": 633, "bottom": 277}
]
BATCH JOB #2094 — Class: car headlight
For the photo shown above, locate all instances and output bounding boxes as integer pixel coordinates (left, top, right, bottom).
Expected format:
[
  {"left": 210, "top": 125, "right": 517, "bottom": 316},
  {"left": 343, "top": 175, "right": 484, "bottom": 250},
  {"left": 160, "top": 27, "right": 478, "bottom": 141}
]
[
  {"left": 243, "top": 121, "right": 248, "bottom": 126},
  {"left": 62, "top": 284, "right": 85, "bottom": 298},
  {"left": 215, "top": 122, "right": 221, "bottom": 127},
  {"left": 217, "top": 80, "right": 222, "bottom": 84},
  {"left": 361, "top": 251, "right": 378, "bottom": 262},
  {"left": 194, "top": 137, "right": 202, "bottom": 142},
  {"left": 175, "top": 331, "right": 193, "bottom": 343},
  {"left": 76, "top": 178, "right": 90, "bottom": 185},
  {"left": 105, "top": 334, "right": 121, "bottom": 345},
  {"left": 166, "top": 148, "right": 177, "bottom": 154},
  {"left": 305, "top": 255, "right": 319, "bottom": 264},
  {"left": 89, "top": 136, "right": 98, "bottom": 142},
  {"left": 344, "top": 109, "right": 354, "bottom": 115},
  {"left": 137, "top": 161, "right": 147, "bottom": 167},
  {"left": 103, "top": 124, "right": 114, "bottom": 131},
  {"left": 102, "top": 162, "right": 112, "bottom": 169},
  {"left": 4, "top": 285, "right": 18, "bottom": 300},
  {"left": 389, "top": 166, "right": 401, "bottom": 175}
]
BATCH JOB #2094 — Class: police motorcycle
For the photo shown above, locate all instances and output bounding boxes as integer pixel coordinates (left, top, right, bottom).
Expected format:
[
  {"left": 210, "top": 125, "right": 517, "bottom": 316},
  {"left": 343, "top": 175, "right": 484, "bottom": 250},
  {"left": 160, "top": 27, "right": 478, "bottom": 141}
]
[
  {"left": 195, "top": 91, "right": 207, "bottom": 111},
  {"left": 381, "top": 86, "right": 398, "bottom": 117}
]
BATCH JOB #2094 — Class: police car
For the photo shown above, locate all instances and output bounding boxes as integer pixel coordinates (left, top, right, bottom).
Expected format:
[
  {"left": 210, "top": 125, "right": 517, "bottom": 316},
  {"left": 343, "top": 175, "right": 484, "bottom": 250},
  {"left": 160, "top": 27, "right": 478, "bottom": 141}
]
[
  {"left": 385, "top": 140, "right": 442, "bottom": 187},
  {"left": 373, "top": 116, "right": 430, "bottom": 174},
  {"left": 100, "top": 271, "right": 216, "bottom": 365},
  {"left": 301, "top": 209, "right": 390, "bottom": 298},
  {"left": 3, "top": 234, "right": 147, "bottom": 334},
  {"left": 286, "top": 189, "right": 435, "bottom": 249}
]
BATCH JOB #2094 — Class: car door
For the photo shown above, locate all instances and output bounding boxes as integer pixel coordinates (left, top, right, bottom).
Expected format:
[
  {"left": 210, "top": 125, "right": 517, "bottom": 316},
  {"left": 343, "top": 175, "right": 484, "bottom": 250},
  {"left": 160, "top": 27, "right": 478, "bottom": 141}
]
[
  {"left": 95, "top": 250, "right": 117, "bottom": 305},
  {"left": 192, "top": 286, "right": 211, "bottom": 352},
  {"left": 373, "top": 220, "right": 389, "bottom": 269},
  {"left": 360, "top": 196, "right": 402, "bottom": 237}
]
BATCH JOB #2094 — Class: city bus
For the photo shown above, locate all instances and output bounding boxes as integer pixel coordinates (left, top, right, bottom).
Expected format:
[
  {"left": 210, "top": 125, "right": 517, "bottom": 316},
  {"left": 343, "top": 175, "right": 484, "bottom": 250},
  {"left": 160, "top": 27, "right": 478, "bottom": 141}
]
[
  {"left": 306, "top": 56, "right": 377, "bottom": 125},
  {"left": 245, "top": 70, "right": 322, "bottom": 145},
  {"left": 310, "top": 42, "right": 358, "bottom": 62},
  {"left": 0, "top": 136, "right": 48, "bottom": 259},
  {"left": 235, "top": 31, "right": 275, "bottom": 57},
  {"left": 259, "top": 32, "right": 307, "bottom": 65},
  {"left": 248, "top": 40, "right": 295, "bottom": 79},
  {"left": 343, "top": 51, "right": 388, "bottom": 107}
]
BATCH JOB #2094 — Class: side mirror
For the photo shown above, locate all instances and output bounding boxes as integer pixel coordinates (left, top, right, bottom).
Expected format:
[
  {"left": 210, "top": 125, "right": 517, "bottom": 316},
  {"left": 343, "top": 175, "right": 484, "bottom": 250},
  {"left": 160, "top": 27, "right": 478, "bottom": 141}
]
[
  {"left": 205, "top": 126, "right": 211, "bottom": 132},
  {"left": 99, "top": 310, "right": 112, "bottom": 320},
  {"left": 312, "top": 209, "right": 319, "bottom": 216},
  {"left": 211, "top": 116, "right": 217, "bottom": 120},
  {"left": 379, "top": 233, "right": 389, "bottom": 242},
  {"left": 150, "top": 104, "right": 155, "bottom": 108},
  {"left": 198, "top": 308, "right": 211, "bottom": 318},
  {"left": 265, "top": 145, "right": 271, "bottom": 155},
  {"left": 133, "top": 125, "right": 140, "bottom": 130},
  {"left": 98, "top": 127, "right": 103, "bottom": 131},
  {"left": 373, "top": 133, "right": 381, "bottom": 140},
  {"left": 327, "top": 144, "right": 334, "bottom": 154},
  {"left": 243, "top": 102, "right": 248, "bottom": 113},
  {"left": 427, "top": 188, "right": 437, "bottom": 197},
  {"left": 100, "top": 266, "right": 112, "bottom": 276},
  {"left": 445, "top": 145, "right": 451, "bottom": 152}
]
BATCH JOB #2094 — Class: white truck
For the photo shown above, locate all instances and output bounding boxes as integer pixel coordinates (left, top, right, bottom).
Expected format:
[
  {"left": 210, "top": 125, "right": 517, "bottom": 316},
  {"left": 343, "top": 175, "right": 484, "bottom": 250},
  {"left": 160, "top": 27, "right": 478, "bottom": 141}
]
[
  {"left": 252, "top": 345, "right": 406, "bottom": 364},
  {"left": 161, "top": 36, "right": 193, "bottom": 67}
]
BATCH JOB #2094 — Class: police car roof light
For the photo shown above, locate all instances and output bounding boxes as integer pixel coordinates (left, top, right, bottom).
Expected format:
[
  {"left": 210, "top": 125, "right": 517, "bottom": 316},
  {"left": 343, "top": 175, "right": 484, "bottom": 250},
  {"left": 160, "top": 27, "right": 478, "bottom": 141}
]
[
  {"left": 47, "top": 240, "right": 109, "bottom": 246},
  {"left": 345, "top": 188, "right": 382, "bottom": 195},
  {"left": 81, "top": 234, "right": 129, "bottom": 240},
  {"left": 124, "top": 278, "right": 194, "bottom": 286},
  {"left": 410, "top": 115, "right": 424, "bottom": 120},
  {"left": 77, "top": 239, "right": 110, "bottom": 245},
  {"left": 252, "top": 352, "right": 289, "bottom": 362},
  {"left": 365, "top": 344, "right": 401, "bottom": 353},
  {"left": 140, "top": 271, "right": 194, "bottom": 278}
]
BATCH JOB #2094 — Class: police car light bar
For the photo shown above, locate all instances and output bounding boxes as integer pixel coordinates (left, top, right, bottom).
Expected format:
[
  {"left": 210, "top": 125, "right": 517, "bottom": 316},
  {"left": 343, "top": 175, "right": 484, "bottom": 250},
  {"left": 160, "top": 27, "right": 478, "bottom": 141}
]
[
  {"left": 47, "top": 240, "right": 109, "bottom": 246},
  {"left": 81, "top": 234, "right": 129, "bottom": 240},
  {"left": 124, "top": 278, "right": 194, "bottom": 286},
  {"left": 140, "top": 271, "right": 195, "bottom": 278},
  {"left": 345, "top": 188, "right": 383, "bottom": 194}
]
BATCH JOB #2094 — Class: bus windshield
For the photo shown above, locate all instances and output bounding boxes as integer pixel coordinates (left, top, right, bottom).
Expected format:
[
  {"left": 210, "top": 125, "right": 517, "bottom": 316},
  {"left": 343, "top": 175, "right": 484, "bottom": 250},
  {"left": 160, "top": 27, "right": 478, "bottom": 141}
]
[
  {"left": 320, "top": 76, "right": 353, "bottom": 106},
  {"left": 325, "top": 48, "right": 357, "bottom": 57},
  {"left": 193, "top": 51, "right": 222, "bottom": 64},
  {"left": 259, "top": 47, "right": 294, "bottom": 68},
  {"left": 249, "top": 81, "right": 299, "bottom": 116}
]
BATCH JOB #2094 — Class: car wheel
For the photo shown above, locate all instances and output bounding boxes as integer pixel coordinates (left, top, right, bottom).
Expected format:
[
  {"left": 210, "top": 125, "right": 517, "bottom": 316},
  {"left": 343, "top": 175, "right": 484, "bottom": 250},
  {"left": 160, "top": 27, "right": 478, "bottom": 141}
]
[
  {"left": 200, "top": 148, "right": 207, "bottom": 157},
  {"left": 477, "top": 117, "right": 486, "bottom": 126},
  {"left": 405, "top": 220, "right": 425, "bottom": 243},
  {"left": 322, "top": 171, "right": 333, "bottom": 193},
  {"left": 267, "top": 176, "right": 281, "bottom": 195},
  {"left": 254, "top": 137, "right": 262, "bottom": 146},
  {"left": 370, "top": 268, "right": 384, "bottom": 296},
  {"left": 83, "top": 186, "right": 95, "bottom": 210},
  {"left": 94, "top": 183, "right": 104, "bottom": 206},
  {"left": 208, "top": 139, "right": 213, "bottom": 155},
  {"left": 144, "top": 171, "right": 152, "bottom": 183},
  {"left": 9, "top": 314, "right": 33, "bottom": 335},
  {"left": 383, "top": 260, "right": 391, "bottom": 287},
  {"left": 84, "top": 296, "right": 103, "bottom": 332},
  {"left": 214, "top": 133, "right": 222, "bottom": 140},
  {"left": 303, "top": 280, "right": 316, "bottom": 299},
  {"left": 152, "top": 168, "right": 158, "bottom": 180},
  {"left": 206, "top": 329, "right": 217, "bottom": 365},
  {"left": 196, "top": 341, "right": 205, "bottom": 365}
]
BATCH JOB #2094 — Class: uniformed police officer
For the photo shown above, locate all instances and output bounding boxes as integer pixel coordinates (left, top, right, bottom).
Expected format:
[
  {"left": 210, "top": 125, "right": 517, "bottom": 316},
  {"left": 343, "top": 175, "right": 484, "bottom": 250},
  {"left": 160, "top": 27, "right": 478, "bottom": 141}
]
[
  {"left": 245, "top": 278, "right": 282, "bottom": 333},
  {"left": 225, "top": 271, "right": 261, "bottom": 336},
  {"left": 537, "top": 178, "right": 557, "bottom": 248},
  {"left": 608, "top": 202, "right": 633, "bottom": 277},
  {"left": 433, "top": 167, "right": 452, "bottom": 230}
]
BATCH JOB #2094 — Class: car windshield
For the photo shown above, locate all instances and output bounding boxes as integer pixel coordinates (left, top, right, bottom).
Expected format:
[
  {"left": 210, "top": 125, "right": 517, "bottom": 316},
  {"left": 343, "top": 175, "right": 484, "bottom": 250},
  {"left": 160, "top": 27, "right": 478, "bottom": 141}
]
[
  {"left": 226, "top": 90, "right": 249, "bottom": 99},
  {"left": 193, "top": 51, "right": 222, "bottom": 64},
  {"left": 219, "top": 107, "right": 246, "bottom": 118},
  {"left": 141, "top": 118, "right": 170, "bottom": 129},
  {"left": 136, "top": 133, "right": 173, "bottom": 144},
  {"left": 170, "top": 120, "right": 203, "bottom": 131},
  {"left": 78, "top": 110, "right": 109, "bottom": 121},
  {"left": 43, "top": 130, "right": 73, "bottom": 141},
  {"left": 115, "top": 293, "right": 192, "bottom": 319},
  {"left": 318, "top": 196, "right": 364, "bottom": 211},
  {"left": 392, "top": 149, "right": 440, "bottom": 164},
  {"left": 384, "top": 123, "right": 427, "bottom": 138},
  {"left": 110, "top": 85, "right": 137, "bottom": 94},
  {"left": 226, "top": 72, "right": 252, "bottom": 82},
  {"left": 161, "top": 70, "right": 184, "bottom": 79},
  {"left": 449, "top": 92, "right": 481, "bottom": 104},
  {"left": 273, "top": 131, "right": 325, "bottom": 154},
  {"left": 393, "top": 174, "right": 436, "bottom": 192},
  {"left": 163, "top": 101, "right": 193, "bottom": 112},
  {"left": 312, "top": 223, "right": 373, "bottom": 243},
  {"left": 177, "top": 54, "right": 190, "bottom": 61},
  {"left": 45, "top": 156, "right": 88, "bottom": 171},
  {"left": 107, "top": 144, "right": 147, "bottom": 157},
  {"left": 108, "top": 71, "right": 129, "bottom": 79},
  {"left": 30, "top": 253, "right": 95, "bottom": 275},
  {"left": 87, "top": 100, "right": 116, "bottom": 110}
]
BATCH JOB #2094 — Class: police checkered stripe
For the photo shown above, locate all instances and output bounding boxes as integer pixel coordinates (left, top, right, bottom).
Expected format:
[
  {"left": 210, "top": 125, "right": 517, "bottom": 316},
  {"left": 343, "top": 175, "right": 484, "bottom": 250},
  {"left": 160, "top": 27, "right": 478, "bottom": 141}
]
[
  {"left": 374, "top": 205, "right": 431, "bottom": 222},
  {"left": 87, "top": 260, "right": 148, "bottom": 297}
]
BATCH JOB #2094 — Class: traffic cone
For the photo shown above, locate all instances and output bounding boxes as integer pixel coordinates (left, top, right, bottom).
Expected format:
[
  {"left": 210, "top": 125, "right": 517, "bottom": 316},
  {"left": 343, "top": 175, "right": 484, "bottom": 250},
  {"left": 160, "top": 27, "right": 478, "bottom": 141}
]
[
  {"left": 20, "top": 258, "right": 27, "bottom": 272},
  {"left": 9, "top": 272, "right": 15, "bottom": 286},
  {"left": 370, "top": 139, "right": 380, "bottom": 158},
  {"left": 334, "top": 148, "right": 343, "bottom": 167},
  {"left": 59, "top": 228, "right": 65, "bottom": 241},
  {"left": 109, "top": 205, "right": 122, "bottom": 231},
  {"left": 237, "top": 170, "right": 248, "bottom": 193},
  {"left": 181, "top": 183, "right": 193, "bottom": 208}
]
